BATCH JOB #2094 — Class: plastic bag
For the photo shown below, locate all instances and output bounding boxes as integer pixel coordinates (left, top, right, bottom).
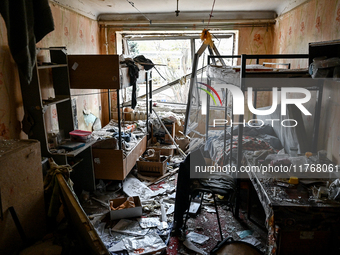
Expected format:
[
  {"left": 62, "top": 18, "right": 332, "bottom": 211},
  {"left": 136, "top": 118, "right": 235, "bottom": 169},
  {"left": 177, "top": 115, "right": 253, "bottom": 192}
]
[{"left": 329, "top": 179, "right": 340, "bottom": 201}]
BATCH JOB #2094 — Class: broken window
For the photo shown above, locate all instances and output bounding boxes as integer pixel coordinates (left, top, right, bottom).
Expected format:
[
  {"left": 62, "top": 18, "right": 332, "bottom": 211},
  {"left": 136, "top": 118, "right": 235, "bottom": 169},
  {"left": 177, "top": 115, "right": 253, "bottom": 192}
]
[{"left": 120, "top": 32, "right": 236, "bottom": 105}]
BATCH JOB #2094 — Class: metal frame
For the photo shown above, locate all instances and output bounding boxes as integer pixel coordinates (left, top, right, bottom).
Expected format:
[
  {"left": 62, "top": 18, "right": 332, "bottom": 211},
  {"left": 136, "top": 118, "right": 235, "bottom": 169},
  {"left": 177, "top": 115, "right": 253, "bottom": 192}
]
[
  {"left": 117, "top": 70, "right": 152, "bottom": 149},
  {"left": 206, "top": 53, "right": 323, "bottom": 218}
]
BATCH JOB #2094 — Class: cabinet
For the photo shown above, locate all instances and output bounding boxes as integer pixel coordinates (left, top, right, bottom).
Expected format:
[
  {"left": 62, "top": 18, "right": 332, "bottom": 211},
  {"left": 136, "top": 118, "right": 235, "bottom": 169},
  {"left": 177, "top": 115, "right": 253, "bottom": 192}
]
[
  {"left": 0, "top": 140, "right": 46, "bottom": 254},
  {"left": 19, "top": 47, "right": 95, "bottom": 193}
]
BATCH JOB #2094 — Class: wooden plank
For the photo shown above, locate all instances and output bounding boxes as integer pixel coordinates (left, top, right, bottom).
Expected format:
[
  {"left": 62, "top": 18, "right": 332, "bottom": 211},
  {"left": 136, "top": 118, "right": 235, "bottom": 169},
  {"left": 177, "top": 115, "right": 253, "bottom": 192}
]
[
  {"left": 125, "top": 135, "right": 147, "bottom": 174},
  {"left": 56, "top": 174, "right": 110, "bottom": 255},
  {"left": 68, "top": 55, "right": 120, "bottom": 89},
  {"left": 92, "top": 148, "right": 124, "bottom": 180}
]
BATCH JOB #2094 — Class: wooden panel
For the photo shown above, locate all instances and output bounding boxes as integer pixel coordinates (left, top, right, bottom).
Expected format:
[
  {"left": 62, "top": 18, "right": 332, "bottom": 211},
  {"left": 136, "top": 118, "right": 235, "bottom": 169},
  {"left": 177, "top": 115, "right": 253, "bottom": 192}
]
[
  {"left": 92, "top": 148, "right": 124, "bottom": 180},
  {"left": 125, "top": 135, "right": 147, "bottom": 174},
  {"left": 68, "top": 55, "right": 120, "bottom": 89},
  {"left": 0, "top": 140, "right": 45, "bottom": 255},
  {"left": 92, "top": 136, "right": 147, "bottom": 180},
  {"left": 57, "top": 174, "right": 110, "bottom": 255}
]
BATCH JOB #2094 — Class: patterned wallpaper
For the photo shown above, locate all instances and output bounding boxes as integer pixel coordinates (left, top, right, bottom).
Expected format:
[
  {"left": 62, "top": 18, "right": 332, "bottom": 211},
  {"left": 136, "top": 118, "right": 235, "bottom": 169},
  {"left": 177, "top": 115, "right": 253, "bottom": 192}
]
[
  {"left": 272, "top": 0, "right": 340, "bottom": 163},
  {"left": 273, "top": 0, "right": 340, "bottom": 68},
  {"left": 0, "top": 3, "right": 101, "bottom": 139},
  {"left": 2, "top": 0, "right": 340, "bottom": 163}
]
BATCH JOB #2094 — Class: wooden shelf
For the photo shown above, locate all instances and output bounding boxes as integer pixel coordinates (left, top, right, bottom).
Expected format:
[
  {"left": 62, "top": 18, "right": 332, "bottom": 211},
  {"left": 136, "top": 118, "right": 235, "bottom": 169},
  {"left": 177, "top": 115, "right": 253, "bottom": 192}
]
[
  {"left": 42, "top": 96, "right": 70, "bottom": 107},
  {"left": 51, "top": 140, "right": 97, "bottom": 157},
  {"left": 37, "top": 63, "right": 68, "bottom": 69},
  {"left": 244, "top": 69, "right": 310, "bottom": 78}
]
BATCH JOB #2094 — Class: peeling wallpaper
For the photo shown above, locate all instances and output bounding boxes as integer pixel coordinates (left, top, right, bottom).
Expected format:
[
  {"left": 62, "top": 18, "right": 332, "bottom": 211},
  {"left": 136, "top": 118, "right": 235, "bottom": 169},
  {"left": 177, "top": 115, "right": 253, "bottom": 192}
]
[{"left": 0, "top": 3, "right": 101, "bottom": 140}]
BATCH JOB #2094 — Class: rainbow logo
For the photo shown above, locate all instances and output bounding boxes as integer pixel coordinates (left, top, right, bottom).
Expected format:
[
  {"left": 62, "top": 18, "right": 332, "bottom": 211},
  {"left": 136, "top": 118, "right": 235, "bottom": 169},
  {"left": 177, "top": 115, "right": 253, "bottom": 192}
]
[{"left": 197, "top": 82, "right": 223, "bottom": 106}]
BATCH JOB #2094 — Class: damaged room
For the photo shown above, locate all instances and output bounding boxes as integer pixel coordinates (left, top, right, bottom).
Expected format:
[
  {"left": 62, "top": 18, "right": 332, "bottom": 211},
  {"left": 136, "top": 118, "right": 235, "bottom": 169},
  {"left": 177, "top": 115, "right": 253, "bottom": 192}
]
[{"left": 2, "top": 0, "right": 340, "bottom": 254}]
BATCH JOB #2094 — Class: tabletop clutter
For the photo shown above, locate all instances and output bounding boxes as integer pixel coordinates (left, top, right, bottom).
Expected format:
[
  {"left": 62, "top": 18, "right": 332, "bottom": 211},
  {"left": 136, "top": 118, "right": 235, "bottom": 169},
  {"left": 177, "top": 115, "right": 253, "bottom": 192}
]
[{"left": 248, "top": 147, "right": 340, "bottom": 204}]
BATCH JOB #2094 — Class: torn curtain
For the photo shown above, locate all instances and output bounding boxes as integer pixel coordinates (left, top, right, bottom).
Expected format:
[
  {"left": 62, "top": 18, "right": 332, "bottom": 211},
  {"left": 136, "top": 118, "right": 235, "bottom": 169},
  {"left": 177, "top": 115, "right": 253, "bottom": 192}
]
[{"left": 0, "top": 0, "right": 54, "bottom": 83}]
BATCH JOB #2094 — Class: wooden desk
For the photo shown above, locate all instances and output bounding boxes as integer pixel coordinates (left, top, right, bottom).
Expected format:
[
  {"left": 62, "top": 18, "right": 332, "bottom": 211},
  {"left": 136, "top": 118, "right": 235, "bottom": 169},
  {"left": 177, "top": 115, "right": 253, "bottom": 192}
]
[{"left": 242, "top": 153, "right": 340, "bottom": 255}]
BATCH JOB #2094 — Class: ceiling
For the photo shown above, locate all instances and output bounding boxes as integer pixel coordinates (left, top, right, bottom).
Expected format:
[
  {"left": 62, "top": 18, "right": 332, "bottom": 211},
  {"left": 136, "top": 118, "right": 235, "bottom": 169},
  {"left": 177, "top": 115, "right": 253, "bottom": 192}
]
[{"left": 51, "top": 0, "right": 308, "bottom": 21}]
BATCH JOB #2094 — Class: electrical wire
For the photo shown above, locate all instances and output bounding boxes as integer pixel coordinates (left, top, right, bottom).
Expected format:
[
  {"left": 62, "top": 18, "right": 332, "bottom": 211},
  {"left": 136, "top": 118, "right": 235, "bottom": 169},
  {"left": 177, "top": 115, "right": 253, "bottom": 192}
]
[
  {"left": 125, "top": 0, "right": 152, "bottom": 24},
  {"left": 206, "top": 0, "right": 216, "bottom": 28}
]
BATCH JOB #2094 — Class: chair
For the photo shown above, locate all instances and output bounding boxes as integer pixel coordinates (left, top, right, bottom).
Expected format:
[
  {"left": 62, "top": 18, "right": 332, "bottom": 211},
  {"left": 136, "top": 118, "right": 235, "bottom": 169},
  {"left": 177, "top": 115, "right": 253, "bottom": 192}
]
[
  {"left": 211, "top": 237, "right": 264, "bottom": 255},
  {"left": 183, "top": 172, "right": 236, "bottom": 241},
  {"left": 173, "top": 147, "right": 236, "bottom": 241}
]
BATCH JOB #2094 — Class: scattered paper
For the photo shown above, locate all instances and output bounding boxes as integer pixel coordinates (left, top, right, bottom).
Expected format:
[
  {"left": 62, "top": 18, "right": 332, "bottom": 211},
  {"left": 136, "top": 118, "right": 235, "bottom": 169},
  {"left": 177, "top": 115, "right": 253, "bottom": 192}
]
[
  {"left": 183, "top": 238, "right": 207, "bottom": 255},
  {"left": 123, "top": 233, "right": 166, "bottom": 255},
  {"left": 189, "top": 202, "right": 200, "bottom": 214},
  {"left": 204, "top": 206, "right": 216, "bottom": 213},
  {"left": 168, "top": 193, "right": 176, "bottom": 199},
  {"left": 112, "top": 219, "right": 149, "bottom": 236},
  {"left": 157, "top": 221, "right": 168, "bottom": 230},
  {"left": 138, "top": 217, "right": 161, "bottom": 229},
  {"left": 150, "top": 188, "right": 166, "bottom": 197},
  {"left": 166, "top": 204, "right": 175, "bottom": 215},
  {"left": 242, "top": 236, "right": 261, "bottom": 247},
  {"left": 123, "top": 176, "right": 154, "bottom": 200},
  {"left": 108, "top": 241, "right": 126, "bottom": 253},
  {"left": 160, "top": 202, "right": 167, "bottom": 222},
  {"left": 187, "top": 232, "right": 209, "bottom": 245}
]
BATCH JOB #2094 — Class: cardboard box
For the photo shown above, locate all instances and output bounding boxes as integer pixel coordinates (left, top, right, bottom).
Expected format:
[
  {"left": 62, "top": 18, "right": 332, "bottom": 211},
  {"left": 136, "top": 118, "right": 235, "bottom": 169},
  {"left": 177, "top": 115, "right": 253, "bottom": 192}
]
[
  {"left": 137, "top": 156, "right": 170, "bottom": 176},
  {"left": 109, "top": 196, "right": 142, "bottom": 220},
  {"left": 147, "top": 139, "right": 176, "bottom": 156},
  {"left": 147, "top": 145, "right": 176, "bottom": 156}
]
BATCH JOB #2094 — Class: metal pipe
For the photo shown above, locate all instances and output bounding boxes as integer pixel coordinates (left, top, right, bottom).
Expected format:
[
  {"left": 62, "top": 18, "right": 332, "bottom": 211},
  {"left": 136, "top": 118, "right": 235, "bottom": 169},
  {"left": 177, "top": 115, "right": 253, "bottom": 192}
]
[{"left": 152, "top": 109, "right": 187, "bottom": 159}]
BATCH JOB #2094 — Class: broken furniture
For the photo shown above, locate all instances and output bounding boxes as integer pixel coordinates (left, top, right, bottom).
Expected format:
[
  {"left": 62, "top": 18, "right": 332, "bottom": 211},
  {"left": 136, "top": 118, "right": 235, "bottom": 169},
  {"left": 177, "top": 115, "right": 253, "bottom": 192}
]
[
  {"left": 56, "top": 173, "right": 110, "bottom": 255},
  {"left": 205, "top": 54, "right": 322, "bottom": 203},
  {"left": 19, "top": 47, "right": 97, "bottom": 193},
  {"left": 67, "top": 54, "right": 153, "bottom": 148},
  {"left": 206, "top": 54, "right": 322, "bottom": 166},
  {"left": 184, "top": 172, "right": 236, "bottom": 241},
  {"left": 92, "top": 128, "right": 147, "bottom": 180},
  {"left": 0, "top": 140, "right": 46, "bottom": 254},
  {"left": 137, "top": 153, "right": 170, "bottom": 177},
  {"left": 203, "top": 53, "right": 326, "bottom": 254},
  {"left": 173, "top": 147, "right": 236, "bottom": 241},
  {"left": 243, "top": 154, "right": 340, "bottom": 255},
  {"left": 67, "top": 54, "right": 151, "bottom": 181}
]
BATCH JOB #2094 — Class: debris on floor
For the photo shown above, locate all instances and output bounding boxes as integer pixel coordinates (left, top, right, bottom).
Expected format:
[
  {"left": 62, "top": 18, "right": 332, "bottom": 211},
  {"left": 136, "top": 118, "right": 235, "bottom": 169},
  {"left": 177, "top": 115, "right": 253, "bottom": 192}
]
[
  {"left": 186, "top": 232, "right": 210, "bottom": 245},
  {"left": 78, "top": 155, "right": 267, "bottom": 254}
]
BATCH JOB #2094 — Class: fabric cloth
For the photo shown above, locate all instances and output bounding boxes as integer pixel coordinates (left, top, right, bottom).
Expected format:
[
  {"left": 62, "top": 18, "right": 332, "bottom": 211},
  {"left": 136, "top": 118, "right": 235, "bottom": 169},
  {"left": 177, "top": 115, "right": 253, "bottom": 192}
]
[
  {"left": 133, "top": 55, "right": 154, "bottom": 70},
  {"left": 124, "top": 59, "right": 139, "bottom": 109},
  {"left": 0, "top": 0, "right": 54, "bottom": 83},
  {"left": 44, "top": 158, "right": 73, "bottom": 218}
]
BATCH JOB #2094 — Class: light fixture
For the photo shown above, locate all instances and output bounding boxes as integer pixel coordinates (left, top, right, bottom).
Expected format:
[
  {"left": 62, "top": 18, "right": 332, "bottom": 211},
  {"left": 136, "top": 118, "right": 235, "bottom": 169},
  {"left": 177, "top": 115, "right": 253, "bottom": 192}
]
[{"left": 175, "top": 0, "right": 180, "bottom": 16}]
